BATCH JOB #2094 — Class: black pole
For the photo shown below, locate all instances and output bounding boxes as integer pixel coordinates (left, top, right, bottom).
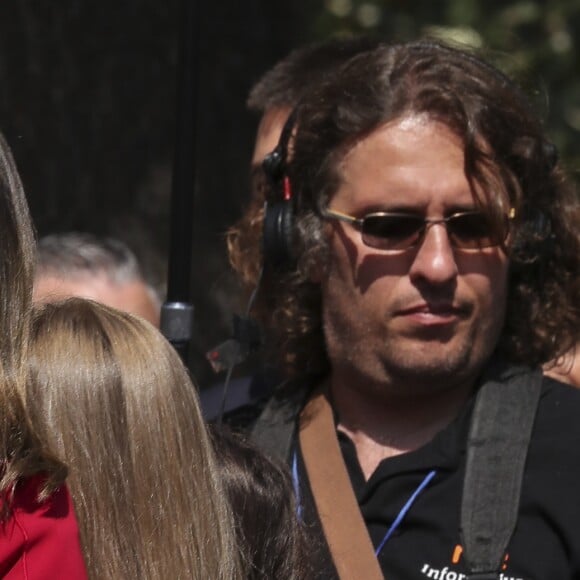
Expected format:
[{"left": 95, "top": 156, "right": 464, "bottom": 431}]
[{"left": 160, "top": 0, "right": 199, "bottom": 362}]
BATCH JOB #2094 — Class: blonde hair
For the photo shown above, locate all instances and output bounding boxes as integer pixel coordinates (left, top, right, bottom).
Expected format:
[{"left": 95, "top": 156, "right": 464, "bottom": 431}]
[
  {"left": 28, "top": 298, "right": 241, "bottom": 579},
  {"left": 0, "top": 131, "right": 65, "bottom": 502}
]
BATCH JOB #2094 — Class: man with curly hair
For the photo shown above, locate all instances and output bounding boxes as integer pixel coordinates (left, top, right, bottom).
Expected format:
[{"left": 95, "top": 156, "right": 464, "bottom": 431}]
[{"left": 228, "top": 39, "right": 580, "bottom": 579}]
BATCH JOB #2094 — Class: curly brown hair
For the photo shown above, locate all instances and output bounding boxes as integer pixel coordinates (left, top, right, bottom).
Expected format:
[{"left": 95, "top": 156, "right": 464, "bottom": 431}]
[{"left": 229, "top": 40, "right": 580, "bottom": 379}]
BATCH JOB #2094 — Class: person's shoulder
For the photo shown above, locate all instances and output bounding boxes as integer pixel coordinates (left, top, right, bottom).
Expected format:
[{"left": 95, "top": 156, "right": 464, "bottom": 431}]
[
  {"left": 219, "top": 374, "right": 313, "bottom": 435},
  {"left": 201, "top": 368, "right": 281, "bottom": 424},
  {"left": 538, "top": 374, "right": 580, "bottom": 413},
  {"left": 0, "top": 476, "right": 88, "bottom": 579},
  {"left": 220, "top": 395, "right": 271, "bottom": 433},
  {"left": 532, "top": 375, "right": 580, "bottom": 443}
]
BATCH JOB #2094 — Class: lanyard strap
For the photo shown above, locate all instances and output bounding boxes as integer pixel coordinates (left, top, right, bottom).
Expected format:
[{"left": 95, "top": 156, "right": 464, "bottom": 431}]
[
  {"left": 374, "top": 469, "right": 436, "bottom": 557},
  {"left": 299, "top": 388, "right": 384, "bottom": 580}
]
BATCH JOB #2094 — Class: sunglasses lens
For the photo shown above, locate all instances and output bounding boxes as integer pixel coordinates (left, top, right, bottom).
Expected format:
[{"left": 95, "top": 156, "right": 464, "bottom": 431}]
[
  {"left": 448, "top": 213, "right": 497, "bottom": 248},
  {"left": 361, "top": 215, "right": 424, "bottom": 250}
]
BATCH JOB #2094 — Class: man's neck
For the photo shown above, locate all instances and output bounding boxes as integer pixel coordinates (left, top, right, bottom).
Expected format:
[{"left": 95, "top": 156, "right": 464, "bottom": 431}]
[{"left": 330, "top": 374, "right": 475, "bottom": 480}]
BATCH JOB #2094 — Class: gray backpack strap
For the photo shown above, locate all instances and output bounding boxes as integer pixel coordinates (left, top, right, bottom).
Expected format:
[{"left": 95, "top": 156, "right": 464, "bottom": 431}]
[
  {"left": 251, "top": 382, "right": 309, "bottom": 463},
  {"left": 460, "top": 364, "right": 543, "bottom": 579}
]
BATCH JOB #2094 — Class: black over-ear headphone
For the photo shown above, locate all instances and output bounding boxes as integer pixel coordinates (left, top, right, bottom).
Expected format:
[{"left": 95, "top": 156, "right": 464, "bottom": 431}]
[{"left": 261, "top": 108, "right": 300, "bottom": 270}]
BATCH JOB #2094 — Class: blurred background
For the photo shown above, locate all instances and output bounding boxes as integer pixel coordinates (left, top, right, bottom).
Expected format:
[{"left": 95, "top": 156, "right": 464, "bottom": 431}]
[{"left": 0, "top": 0, "right": 578, "bottom": 387}]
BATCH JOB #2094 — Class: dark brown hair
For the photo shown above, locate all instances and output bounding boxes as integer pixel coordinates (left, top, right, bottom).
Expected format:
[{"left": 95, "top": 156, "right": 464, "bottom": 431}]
[
  {"left": 211, "top": 426, "right": 316, "bottom": 579},
  {"left": 229, "top": 40, "right": 580, "bottom": 377}
]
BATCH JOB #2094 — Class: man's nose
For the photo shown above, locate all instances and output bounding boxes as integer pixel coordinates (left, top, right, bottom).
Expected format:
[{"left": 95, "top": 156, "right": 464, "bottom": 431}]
[{"left": 408, "top": 223, "right": 458, "bottom": 285}]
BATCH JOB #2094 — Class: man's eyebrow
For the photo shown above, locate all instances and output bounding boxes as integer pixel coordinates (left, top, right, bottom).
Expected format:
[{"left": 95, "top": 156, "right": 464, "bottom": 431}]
[{"left": 351, "top": 203, "right": 425, "bottom": 214}]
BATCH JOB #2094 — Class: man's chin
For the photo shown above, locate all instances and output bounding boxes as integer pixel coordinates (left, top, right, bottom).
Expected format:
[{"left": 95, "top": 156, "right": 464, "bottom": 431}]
[{"left": 383, "top": 345, "right": 477, "bottom": 390}]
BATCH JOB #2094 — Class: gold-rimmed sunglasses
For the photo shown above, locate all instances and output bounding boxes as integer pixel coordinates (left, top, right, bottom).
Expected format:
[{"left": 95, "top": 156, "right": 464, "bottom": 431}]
[{"left": 321, "top": 207, "right": 513, "bottom": 252}]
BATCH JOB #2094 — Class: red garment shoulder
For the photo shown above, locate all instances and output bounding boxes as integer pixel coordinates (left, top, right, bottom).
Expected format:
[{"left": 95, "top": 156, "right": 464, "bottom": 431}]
[{"left": 0, "top": 475, "right": 87, "bottom": 579}]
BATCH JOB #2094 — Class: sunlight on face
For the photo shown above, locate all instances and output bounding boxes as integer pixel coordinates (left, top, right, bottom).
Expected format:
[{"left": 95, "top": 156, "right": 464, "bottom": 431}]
[{"left": 321, "top": 115, "right": 509, "bottom": 398}]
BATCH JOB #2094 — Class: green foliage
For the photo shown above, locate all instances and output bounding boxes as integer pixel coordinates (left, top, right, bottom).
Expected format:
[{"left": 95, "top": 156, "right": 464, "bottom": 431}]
[{"left": 309, "top": 0, "right": 580, "bottom": 182}]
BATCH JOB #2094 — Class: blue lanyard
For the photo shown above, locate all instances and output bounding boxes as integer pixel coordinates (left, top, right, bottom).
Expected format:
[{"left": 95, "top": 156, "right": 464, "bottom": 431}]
[
  {"left": 292, "top": 449, "right": 436, "bottom": 558},
  {"left": 374, "top": 469, "right": 437, "bottom": 556},
  {"left": 291, "top": 451, "right": 303, "bottom": 520}
]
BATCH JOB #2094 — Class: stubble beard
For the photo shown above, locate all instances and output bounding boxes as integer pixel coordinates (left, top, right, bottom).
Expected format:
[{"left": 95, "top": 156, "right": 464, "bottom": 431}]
[{"left": 325, "top": 313, "right": 497, "bottom": 402}]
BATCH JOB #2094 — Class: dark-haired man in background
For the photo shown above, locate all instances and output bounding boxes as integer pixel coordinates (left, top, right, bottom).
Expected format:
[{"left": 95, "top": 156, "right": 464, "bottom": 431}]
[{"left": 247, "top": 35, "right": 379, "bottom": 167}]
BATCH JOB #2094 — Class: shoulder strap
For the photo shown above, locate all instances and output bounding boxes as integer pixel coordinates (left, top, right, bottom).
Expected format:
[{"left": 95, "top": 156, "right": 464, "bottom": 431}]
[
  {"left": 460, "top": 364, "right": 542, "bottom": 579},
  {"left": 299, "top": 389, "right": 384, "bottom": 580},
  {"left": 250, "top": 381, "right": 307, "bottom": 462},
  {"left": 252, "top": 385, "right": 384, "bottom": 579}
]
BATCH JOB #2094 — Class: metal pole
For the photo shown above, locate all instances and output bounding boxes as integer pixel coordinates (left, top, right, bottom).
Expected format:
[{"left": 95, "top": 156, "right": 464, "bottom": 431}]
[{"left": 160, "top": 0, "right": 199, "bottom": 363}]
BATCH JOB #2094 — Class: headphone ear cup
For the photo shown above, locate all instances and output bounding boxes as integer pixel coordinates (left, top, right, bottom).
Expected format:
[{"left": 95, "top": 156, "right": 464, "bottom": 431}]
[{"left": 262, "top": 200, "right": 295, "bottom": 269}]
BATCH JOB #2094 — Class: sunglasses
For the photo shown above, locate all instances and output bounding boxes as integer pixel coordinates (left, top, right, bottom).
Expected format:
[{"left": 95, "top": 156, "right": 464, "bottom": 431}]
[{"left": 321, "top": 208, "right": 510, "bottom": 252}]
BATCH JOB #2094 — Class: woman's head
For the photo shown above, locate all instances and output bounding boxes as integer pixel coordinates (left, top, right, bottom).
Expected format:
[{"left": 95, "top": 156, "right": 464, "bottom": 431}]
[{"left": 28, "top": 298, "right": 240, "bottom": 579}]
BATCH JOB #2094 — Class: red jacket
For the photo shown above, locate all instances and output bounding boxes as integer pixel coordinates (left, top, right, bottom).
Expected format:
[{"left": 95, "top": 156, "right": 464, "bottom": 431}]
[{"left": 0, "top": 475, "right": 87, "bottom": 579}]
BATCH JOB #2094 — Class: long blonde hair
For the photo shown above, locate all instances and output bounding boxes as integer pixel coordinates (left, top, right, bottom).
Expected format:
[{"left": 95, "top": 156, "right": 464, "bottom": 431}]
[
  {"left": 0, "top": 131, "right": 65, "bottom": 501},
  {"left": 28, "top": 298, "right": 241, "bottom": 579}
]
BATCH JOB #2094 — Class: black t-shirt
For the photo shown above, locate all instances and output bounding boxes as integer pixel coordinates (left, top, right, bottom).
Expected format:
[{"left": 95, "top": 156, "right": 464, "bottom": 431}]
[{"left": 292, "top": 377, "right": 580, "bottom": 579}]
